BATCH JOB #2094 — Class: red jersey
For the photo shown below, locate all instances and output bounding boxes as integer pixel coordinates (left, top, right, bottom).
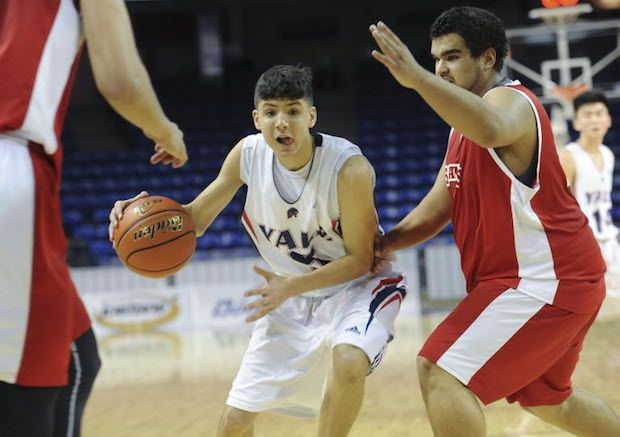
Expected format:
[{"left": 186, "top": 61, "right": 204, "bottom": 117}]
[
  {"left": 0, "top": 0, "right": 90, "bottom": 386},
  {"left": 0, "top": 0, "right": 82, "bottom": 157},
  {"left": 444, "top": 81, "right": 606, "bottom": 313}
]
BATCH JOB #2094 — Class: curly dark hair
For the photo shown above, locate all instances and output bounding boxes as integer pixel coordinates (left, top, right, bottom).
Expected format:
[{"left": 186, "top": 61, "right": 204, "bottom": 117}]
[
  {"left": 573, "top": 89, "right": 610, "bottom": 113},
  {"left": 430, "top": 6, "right": 509, "bottom": 72},
  {"left": 253, "top": 65, "right": 314, "bottom": 107}
]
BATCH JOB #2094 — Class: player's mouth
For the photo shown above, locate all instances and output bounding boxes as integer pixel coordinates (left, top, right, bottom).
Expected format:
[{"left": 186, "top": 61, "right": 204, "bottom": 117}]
[{"left": 276, "top": 135, "right": 294, "bottom": 146}]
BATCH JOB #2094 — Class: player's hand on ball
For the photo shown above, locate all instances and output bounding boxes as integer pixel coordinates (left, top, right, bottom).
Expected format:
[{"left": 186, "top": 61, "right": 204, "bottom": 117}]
[
  {"left": 148, "top": 121, "right": 188, "bottom": 168},
  {"left": 369, "top": 21, "right": 423, "bottom": 90},
  {"left": 244, "top": 266, "right": 291, "bottom": 322},
  {"left": 108, "top": 191, "right": 150, "bottom": 248}
]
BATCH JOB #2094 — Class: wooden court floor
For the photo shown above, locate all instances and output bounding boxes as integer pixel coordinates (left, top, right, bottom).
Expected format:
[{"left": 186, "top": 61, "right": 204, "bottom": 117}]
[{"left": 83, "top": 298, "right": 620, "bottom": 437}]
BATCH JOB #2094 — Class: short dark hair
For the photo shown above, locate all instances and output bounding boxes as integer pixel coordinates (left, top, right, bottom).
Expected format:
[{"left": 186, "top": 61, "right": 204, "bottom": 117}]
[
  {"left": 430, "top": 6, "right": 509, "bottom": 72},
  {"left": 573, "top": 89, "right": 610, "bottom": 113},
  {"left": 253, "top": 65, "right": 314, "bottom": 107}
]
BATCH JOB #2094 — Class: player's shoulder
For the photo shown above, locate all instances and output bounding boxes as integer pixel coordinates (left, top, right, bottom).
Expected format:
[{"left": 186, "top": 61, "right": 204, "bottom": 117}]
[
  {"left": 562, "top": 142, "right": 581, "bottom": 154},
  {"left": 318, "top": 132, "right": 362, "bottom": 155},
  {"left": 240, "top": 133, "right": 270, "bottom": 155},
  {"left": 600, "top": 144, "right": 614, "bottom": 158}
]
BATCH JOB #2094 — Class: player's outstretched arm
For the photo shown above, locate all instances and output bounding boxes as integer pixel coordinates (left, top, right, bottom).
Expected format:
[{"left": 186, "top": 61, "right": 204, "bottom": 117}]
[
  {"left": 369, "top": 21, "right": 533, "bottom": 149},
  {"left": 80, "top": 0, "right": 188, "bottom": 167},
  {"left": 380, "top": 163, "right": 451, "bottom": 255},
  {"left": 558, "top": 149, "right": 576, "bottom": 189},
  {"left": 183, "top": 141, "right": 245, "bottom": 237},
  {"left": 244, "top": 156, "right": 377, "bottom": 322}
]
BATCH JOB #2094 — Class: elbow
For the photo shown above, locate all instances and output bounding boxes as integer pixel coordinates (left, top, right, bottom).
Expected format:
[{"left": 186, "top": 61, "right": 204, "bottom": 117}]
[{"left": 95, "top": 71, "right": 141, "bottom": 104}]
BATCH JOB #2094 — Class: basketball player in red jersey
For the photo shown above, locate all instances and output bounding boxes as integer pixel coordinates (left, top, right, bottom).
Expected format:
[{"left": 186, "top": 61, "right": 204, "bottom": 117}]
[
  {"left": 0, "top": 1, "right": 187, "bottom": 436},
  {"left": 370, "top": 7, "right": 620, "bottom": 437}
]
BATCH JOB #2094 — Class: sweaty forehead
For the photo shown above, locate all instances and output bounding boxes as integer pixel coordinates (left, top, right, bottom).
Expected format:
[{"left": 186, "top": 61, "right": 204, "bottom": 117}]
[{"left": 431, "top": 33, "right": 469, "bottom": 57}]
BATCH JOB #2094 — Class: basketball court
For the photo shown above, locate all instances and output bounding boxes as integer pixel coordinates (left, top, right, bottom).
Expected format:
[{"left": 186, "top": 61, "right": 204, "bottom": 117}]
[{"left": 81, "top": 299, "right": 620, "bottom": 436}]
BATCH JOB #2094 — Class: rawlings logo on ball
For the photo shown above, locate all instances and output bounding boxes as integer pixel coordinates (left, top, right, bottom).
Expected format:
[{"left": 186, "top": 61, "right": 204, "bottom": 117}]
[
  {"left": 133, "top": 198, "right": 164, "bottom": 216},
  {"left": 134, "top": 215, "right": 184, "bottom": 240}
]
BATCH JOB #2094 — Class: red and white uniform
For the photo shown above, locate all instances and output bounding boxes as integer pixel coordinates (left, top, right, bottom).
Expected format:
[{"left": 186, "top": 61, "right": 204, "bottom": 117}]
[
  {"left": 420, "top": 81, "right": 606, "bottom": 406},
  {"left": 0, "top": 0, "right": 91, "bottom": 386}
]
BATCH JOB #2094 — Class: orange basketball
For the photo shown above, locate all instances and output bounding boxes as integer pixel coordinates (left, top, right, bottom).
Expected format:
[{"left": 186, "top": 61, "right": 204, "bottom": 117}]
[{"left": 113, "top": 195, "right": 196, "bottom": 278}]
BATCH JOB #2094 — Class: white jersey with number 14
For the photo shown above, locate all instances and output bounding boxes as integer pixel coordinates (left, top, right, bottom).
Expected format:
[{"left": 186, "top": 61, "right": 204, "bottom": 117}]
[{"left": 565, "top": 142, "right": 618, "bottom": 242}]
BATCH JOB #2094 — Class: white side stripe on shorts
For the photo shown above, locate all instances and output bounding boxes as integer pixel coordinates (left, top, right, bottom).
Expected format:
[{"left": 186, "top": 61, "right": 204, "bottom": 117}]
[
  {"left": 66, "top": 342, "right": 82, "bottom": 437},
  {"left": 437, "top": 288, "right": 546, "bottom": 385}
]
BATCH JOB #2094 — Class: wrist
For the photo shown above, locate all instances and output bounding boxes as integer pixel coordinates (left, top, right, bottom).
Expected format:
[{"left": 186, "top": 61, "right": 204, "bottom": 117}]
[
  {"left": 145, "top": 119, "right": 175, "bottom": 142},
  {"left": 284, "top": 275, "right": 305, "bottom": 297}
]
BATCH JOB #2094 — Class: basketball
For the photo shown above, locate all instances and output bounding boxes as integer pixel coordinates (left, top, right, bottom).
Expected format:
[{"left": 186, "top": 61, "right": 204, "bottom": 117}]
[{"left": 113, "top": 195, "right": 196, "bottom": 278}]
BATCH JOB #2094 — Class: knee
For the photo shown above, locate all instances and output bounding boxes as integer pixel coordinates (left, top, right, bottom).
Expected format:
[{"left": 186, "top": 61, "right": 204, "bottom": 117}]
[
  {"left": 416, "top": 356, "right": 456, "bottom": 396},
  {"left": 332, "top": 345, "right": 369, "bottom": 386},
  {"left": 220, "top": 407, "right": 256, "bottom": 433},
  {"left": 416, "top": 356, "right": 435, "bottom": 390},
  {"left": 523, "top": 400, "right": 569, "bottom": 423}
]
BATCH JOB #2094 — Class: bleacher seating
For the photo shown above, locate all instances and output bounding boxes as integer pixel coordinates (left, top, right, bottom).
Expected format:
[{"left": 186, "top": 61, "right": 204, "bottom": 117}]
[{"left": 60, "top": 64, "right": 620, "bottom": 266}]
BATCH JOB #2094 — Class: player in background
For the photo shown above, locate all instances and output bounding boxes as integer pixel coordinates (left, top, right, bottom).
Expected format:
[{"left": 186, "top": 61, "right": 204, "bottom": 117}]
[
  {"left": 370, "top": 6, "right": 620, "bottom": 437},
  {"left": 0, "top": 1, "right": 188, "bottom": 436},
  {"left": 559, "top": 90, "right": 620, "bottom": 297},
  {"left": 109, "top": 65, "right": 406, "bottom": 437}
]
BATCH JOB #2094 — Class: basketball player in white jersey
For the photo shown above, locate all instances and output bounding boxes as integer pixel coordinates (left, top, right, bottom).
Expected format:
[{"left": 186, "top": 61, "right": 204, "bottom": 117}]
[
  {"left": 0, "top": 1, "right": 188, "bottom": 436},
  {"left": 559, "top": 90, "right": 619, "bottom": 297},
  {"left": 109, "top": 65, "right": 406, "bottom": 437}
]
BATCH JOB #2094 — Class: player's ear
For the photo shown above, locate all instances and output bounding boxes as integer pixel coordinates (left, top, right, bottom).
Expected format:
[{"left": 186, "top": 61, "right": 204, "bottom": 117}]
[
  {"left": 572, "top": 116, "right": 580, "bottom": 132},
  {"left": 252, "top": 109, "right": 260, "bottom": 130},
  {"left": 481, "top": 47, "right": 497, "bottom": 72},
  {"left": 309, "top": 106, "right": 317, "bottom": 128}
]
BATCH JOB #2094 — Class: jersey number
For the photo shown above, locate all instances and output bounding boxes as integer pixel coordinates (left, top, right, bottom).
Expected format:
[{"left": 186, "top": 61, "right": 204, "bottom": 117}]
[{"left": 593, "top": 208, "right": 612, "bottom": 234}]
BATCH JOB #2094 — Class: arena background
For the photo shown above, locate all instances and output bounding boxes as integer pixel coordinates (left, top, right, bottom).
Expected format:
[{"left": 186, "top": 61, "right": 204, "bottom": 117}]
[{"left": 60, "top": 1, "right": 620, "bottom": 435}]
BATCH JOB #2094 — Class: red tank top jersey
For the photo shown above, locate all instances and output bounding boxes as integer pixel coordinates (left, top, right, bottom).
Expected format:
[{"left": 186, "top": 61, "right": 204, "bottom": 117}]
[
  {"left": 0, "top": 0, "right": 90, "bottom": 386},
  {"left": 444, "top": 81, "right": 605, "bottom": 313},
  {"left": 0, "top": 0, "right": 82, "bottom": 160}
]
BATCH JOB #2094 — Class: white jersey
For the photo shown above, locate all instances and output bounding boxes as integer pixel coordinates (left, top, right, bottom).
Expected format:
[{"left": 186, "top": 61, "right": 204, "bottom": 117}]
[
  {"left": 565, "top": 142, "right": 618, "bottom": 241},
  {"left": 240, "top": 132, "right": 374, "bottom": 297}
]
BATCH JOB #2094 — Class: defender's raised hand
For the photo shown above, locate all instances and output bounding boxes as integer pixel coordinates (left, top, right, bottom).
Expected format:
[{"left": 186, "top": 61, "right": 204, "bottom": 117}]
[{"left": 369, "top": 21, "right": 423, "bottom": 90}]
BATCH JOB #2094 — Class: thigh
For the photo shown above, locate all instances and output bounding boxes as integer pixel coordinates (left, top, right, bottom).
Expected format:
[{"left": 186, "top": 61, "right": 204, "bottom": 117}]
[
  {"left": 506, "top": 309, "right": 599, "bottom": 407},
  {"left": 0, "top": 381, "right": 62, "bottom": 437},
  {"left": 419, "top": 285, "right": 597, "bottom": 405},
  {"left": 226, "top": 297, "right": 330, "bottom": 417},
  {"left": 330, "top": 274, "right": 406, "bottom": 374},
  {"left": 0, "top": 138, "right": 36, "bottom": 384}
]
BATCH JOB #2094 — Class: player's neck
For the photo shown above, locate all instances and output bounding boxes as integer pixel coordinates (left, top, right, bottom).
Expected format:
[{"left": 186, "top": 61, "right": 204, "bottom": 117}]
[
  {"left": 278, "top": 134, "right": 314, "bottom": 171},
  {"left": 577, "top": 135, "right": 603, "bottom": 153},
  {"left": 476, "top": 72, "right": 505, "bottom": 97}
]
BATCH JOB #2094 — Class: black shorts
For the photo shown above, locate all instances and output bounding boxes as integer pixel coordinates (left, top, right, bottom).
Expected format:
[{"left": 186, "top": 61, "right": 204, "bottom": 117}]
[{"left": 0, "top": 328, "right": 100, "bottom": 437}]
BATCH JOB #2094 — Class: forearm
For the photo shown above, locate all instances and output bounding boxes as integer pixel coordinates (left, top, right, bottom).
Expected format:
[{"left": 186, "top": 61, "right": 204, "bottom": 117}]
[
  {"left": 82, "top": 0, "right": 172, "bottom": 140},
  {"left": 103, "top": 69, "right": 174, "bottom": 140},
  {"left": 410, "top": 69, "right": 502, "bottom": 146},
  {"left": 284, "top": 254, "right": 372, "bottom": 297},
  {"left": 384, "top": 202, "right": 450, "bottom": 252}
]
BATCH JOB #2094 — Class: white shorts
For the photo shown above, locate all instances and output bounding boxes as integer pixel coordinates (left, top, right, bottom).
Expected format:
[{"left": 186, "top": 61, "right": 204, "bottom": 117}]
[
  {"left": 226, "top": 273, "right": 406, "bottom": 417},
  {"left": 600, "top": 238, "right": 620, "bottom": 297}
]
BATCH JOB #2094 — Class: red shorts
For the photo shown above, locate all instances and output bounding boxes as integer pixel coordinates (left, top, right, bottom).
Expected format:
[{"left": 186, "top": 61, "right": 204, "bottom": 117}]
[
  {"left": 419, "top": 282, "right": 599, "bottom": 406},
  {"left": 0, "top": 138, "right": 90, "bottom": 386}
]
